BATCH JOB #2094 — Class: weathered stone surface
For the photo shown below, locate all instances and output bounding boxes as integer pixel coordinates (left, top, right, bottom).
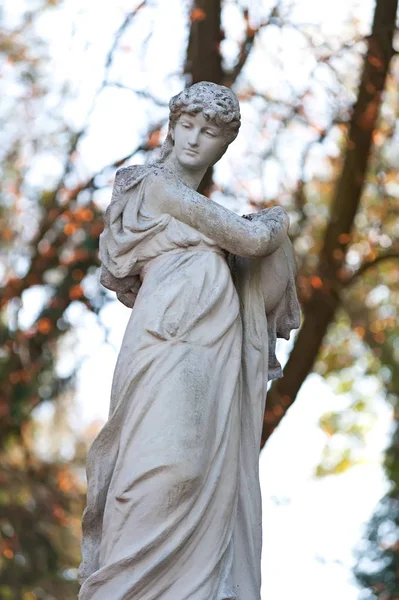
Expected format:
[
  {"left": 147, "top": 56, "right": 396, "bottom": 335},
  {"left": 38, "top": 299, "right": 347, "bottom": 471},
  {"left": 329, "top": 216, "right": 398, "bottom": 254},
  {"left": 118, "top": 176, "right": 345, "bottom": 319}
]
[{"left": 78, "top": 82, "right": 300, "bottom": 600}]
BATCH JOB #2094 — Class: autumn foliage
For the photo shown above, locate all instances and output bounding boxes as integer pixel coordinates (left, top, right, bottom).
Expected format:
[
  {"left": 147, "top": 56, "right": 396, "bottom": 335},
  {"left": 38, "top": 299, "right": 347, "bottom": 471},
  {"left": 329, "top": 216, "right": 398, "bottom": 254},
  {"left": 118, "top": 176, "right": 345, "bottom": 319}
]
[{"left": 0, "top": 0, "right": 398, "bottom": 597}]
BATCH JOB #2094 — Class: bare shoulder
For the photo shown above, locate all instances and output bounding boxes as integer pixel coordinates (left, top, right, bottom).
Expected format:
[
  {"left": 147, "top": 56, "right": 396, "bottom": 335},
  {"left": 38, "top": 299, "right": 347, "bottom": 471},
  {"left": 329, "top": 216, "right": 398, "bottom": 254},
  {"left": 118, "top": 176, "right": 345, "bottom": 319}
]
[
  {"left": 145, "top": 166, "right": 191, "bottom": 197},
  {"left": 143, "top": 166, "right": 199, "bottom": 216},
  {"left": 140, "top": 167, "right": 177, "bottom": 215}
]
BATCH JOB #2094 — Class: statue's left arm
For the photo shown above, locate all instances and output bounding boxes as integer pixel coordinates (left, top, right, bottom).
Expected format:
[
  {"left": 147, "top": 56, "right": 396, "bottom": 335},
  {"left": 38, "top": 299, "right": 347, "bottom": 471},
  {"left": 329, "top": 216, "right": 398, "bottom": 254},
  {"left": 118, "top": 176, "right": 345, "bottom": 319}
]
[{"left": 229, "top": 208, "right": 301, "bottom": 381}]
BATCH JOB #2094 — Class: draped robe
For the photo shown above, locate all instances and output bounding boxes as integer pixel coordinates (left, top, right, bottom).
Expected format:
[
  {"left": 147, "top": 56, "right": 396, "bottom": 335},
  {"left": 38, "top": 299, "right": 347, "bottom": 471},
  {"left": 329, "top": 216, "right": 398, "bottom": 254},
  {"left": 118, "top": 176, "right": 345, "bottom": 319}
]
[{"left": 78, "top": 164, "right": 301, "bottom": 600}]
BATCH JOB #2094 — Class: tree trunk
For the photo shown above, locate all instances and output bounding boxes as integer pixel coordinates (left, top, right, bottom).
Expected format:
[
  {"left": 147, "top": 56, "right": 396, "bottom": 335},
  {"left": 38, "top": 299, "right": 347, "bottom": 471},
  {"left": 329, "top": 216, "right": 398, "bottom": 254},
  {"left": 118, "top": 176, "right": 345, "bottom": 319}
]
[
  {"left": 184, "top": 0, "right": 223, "bottom": 194},
  {"left": 261, "top": 0, "right": 398, "bottom": 448},
  {"left": 184, "top": 0, "right": 223, "bottom": 85}
]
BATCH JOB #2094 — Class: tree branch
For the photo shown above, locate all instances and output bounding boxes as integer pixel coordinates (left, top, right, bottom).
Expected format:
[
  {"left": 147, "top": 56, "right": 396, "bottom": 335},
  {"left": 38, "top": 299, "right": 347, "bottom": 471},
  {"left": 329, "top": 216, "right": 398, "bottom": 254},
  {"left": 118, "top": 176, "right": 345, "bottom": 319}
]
[
  {"left": 344, "top": 247, "right": 399, "bottom": 285},
  {"left": 104, "top": 82, "right": 168, "bottom": 106},
  {"left": 0, "top": 119, "right": 165, "bottom": 307},
  {"left": 222, "top": 5, "right": 280, "bottom": 87},
  {"left": 104, "top": 2, "right": 146, "bottom": 75},
  {"left": 260, "top": 0, "right": 399, "bottom": 449}
]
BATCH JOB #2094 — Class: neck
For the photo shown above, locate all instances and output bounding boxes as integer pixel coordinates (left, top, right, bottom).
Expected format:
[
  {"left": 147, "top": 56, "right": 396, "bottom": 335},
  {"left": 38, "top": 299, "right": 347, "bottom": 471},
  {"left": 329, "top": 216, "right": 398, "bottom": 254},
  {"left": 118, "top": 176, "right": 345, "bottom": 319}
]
[{"left": 163, "top": 153, "right": 206, "bottom": 190}]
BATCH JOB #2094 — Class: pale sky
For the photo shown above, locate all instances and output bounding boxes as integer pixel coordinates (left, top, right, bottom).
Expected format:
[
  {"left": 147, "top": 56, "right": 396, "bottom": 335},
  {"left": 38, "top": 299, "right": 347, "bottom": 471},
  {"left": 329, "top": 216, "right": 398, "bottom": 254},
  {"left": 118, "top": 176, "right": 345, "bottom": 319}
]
[{"left": 5, "top": 0, "right": 392, "bottom": 598}]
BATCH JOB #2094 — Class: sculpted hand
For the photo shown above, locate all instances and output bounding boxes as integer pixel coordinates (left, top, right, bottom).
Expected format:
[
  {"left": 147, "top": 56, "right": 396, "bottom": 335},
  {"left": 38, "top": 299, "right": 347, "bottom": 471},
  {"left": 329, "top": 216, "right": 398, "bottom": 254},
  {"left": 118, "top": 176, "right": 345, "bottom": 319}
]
[{"left": 242, "top": 206, "right": 289, "bottom": 234}]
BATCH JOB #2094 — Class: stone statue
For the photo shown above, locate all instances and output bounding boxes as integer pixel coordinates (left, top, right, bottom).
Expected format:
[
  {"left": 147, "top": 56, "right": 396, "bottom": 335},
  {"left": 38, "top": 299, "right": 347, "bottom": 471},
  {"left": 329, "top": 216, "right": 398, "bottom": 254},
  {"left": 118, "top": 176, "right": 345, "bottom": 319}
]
[{"left": 78, "top": 81, "right": 301, "bottom": 600}]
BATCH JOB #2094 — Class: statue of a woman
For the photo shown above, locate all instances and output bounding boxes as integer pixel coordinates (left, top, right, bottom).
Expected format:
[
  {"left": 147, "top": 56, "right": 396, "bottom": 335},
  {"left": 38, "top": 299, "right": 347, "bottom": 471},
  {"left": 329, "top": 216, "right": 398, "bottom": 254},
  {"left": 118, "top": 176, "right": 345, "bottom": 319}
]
[{"left": 78, "top": 81, "right": 300, "bottom": 600}]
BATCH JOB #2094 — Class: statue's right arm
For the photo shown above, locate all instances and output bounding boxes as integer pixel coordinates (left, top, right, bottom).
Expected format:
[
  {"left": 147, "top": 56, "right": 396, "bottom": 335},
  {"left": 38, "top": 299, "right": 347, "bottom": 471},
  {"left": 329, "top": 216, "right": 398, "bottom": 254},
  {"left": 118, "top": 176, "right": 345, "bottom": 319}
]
[{"left": 145, "top": 172, "right": 289, "bottom": 258}]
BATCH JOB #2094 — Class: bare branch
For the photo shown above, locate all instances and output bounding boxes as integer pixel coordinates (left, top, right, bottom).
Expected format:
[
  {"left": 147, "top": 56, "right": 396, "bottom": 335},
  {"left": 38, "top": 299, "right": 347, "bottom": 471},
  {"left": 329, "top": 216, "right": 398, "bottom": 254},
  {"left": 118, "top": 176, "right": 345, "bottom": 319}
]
[
  {"left": 222, "top": 5, "right": 280, "bottom": 87},
  {"left": 261, "top": 0, "right": 398, "bottom": 449},
  {"left": 1, "top": 119, "right": 165, "bottom": 306},
  {"left": 344, "top": 247, "right": 399, "bottom": 285},
  {"left": 104, "top": 82, "right": 168, "bottom": 107},
  {"left": 57, "top": 1, "right": 148, "bottom": 189},
  {"left": 103, "top": 2, "right": 146, "bottom": 76}
]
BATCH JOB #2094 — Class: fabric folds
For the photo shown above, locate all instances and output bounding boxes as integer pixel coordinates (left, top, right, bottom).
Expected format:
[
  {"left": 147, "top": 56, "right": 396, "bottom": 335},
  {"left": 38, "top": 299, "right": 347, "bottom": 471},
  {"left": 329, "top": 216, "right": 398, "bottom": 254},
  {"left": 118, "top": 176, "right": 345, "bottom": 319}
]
[{"left": 78, "top": 164, "right": 300, "bottom": 600}]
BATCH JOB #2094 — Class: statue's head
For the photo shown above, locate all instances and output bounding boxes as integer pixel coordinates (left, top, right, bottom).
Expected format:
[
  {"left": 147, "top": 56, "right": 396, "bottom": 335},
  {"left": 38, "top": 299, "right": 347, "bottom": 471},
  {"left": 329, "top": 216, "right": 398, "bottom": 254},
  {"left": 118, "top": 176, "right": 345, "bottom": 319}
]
[{"left": 159, "top": 81, "right": 241, "bottom": 170}]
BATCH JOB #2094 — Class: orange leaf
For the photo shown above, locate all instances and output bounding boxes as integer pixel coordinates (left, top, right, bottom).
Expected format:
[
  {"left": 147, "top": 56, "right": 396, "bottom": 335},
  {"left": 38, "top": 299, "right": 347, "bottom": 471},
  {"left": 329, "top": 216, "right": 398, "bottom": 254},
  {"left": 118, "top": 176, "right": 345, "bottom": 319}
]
[
  {"left": 368, "top": 55, "right": 383, "bottom": 69},
  {"left": 37, "top": 318, "right": 52, "bottom": 334},
  {"left": 69, "top": 284, "right": 84, "bottom": 300},
  {"left": 333, "top": 249, "right": 344, "bottom": 261},
  {"left": 358, "top": 101, "right": 379, "bottom": 131},
  {"left": 311, "top": 276, "right": 323, "bottom": 289},
  {"left": 72, "top": 269, "right": 84, "bottom": 281},
  {"left": 89, "top": 223, "right": 103, "bottom": 237},
  {"left": 354, "top": 326, "right": 365, "bottom": 338},
  {"left": 64, "top": 223, "right": 77, "bottom": 235},
  {"left": 373, "top": 331, "right": 385, "bottom": 344},
  {"left": 272, "top": 405, "right": 284, "bottom": 417},
  {"left": 57, "top": 468, "right": 74, "bottom": 492},
  {"left": 372, "top": 131, "right": 384, "bottom": 146},
  {"left": 190, "top": 8, "right": 206, "bottom": 22},
  {"left": 82, "top": 208, "right": 94, "bottom": 222},
  {"left": 148, "top": 130, "right": 161, "bottom": 148},
  {"left": 74, "top": 207, "right": 94, "bottom": 222},
  {"left": 52, "top": 505, "right": 67, "bottom": 524},
  {"left": 246, "top": 25, "right": 257, "bottom": 37},
  {"left": 338, "top": 233, "right": 351, "bottom": 244}
]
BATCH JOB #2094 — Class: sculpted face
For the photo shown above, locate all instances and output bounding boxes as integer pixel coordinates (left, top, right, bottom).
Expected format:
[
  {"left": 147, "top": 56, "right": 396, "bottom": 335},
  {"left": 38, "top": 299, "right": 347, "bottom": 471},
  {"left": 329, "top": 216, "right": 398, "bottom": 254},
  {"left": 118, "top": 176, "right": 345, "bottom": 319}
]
[{"left": 171, "top": 112, "right": 226, "bottom": 171}]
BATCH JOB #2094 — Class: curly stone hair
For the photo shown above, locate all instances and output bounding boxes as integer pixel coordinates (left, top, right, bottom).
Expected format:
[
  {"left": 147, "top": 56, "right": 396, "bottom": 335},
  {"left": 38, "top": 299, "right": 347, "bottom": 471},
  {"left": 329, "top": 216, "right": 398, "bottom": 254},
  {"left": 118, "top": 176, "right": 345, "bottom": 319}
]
[{"left": 159, "top": 81, "right": 241, "bottom": 162}]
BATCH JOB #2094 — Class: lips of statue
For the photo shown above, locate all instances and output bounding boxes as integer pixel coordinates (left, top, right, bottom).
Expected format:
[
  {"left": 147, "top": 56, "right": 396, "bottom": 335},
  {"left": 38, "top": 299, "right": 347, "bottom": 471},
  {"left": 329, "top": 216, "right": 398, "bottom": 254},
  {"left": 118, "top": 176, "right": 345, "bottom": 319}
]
[{"left": 171, "top": 112, "right": 226, "bottom": 171}]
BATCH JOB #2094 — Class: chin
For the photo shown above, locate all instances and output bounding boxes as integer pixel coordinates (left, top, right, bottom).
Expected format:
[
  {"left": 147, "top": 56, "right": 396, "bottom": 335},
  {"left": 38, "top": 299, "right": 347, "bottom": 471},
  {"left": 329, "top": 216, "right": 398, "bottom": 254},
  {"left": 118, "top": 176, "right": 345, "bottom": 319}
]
[{"left": 178, "top": 155, "right": 206, "bottom": 170}]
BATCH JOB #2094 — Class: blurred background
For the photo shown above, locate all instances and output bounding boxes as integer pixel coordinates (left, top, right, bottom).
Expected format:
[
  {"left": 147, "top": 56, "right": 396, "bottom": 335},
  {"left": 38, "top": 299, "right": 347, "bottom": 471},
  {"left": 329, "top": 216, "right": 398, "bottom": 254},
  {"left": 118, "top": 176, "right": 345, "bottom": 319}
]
[{"left": 0, "top": 0, "right": 398, "bottom": 598}]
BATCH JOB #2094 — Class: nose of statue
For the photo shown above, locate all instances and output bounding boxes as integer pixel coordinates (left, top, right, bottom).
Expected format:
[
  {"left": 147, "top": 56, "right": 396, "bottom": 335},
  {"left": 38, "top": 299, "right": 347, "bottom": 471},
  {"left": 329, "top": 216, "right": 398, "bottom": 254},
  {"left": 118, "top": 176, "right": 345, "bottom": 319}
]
[{"left": 188, "top": 129, "right": 200, "bottom": 147}]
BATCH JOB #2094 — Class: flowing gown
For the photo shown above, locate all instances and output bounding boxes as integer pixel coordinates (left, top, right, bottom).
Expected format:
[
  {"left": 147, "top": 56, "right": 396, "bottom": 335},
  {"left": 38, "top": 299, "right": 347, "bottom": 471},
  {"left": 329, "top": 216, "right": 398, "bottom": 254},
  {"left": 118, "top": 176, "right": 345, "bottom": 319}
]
[{"left": 78, "top": 165, "right": 301, "bottom": 600}]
